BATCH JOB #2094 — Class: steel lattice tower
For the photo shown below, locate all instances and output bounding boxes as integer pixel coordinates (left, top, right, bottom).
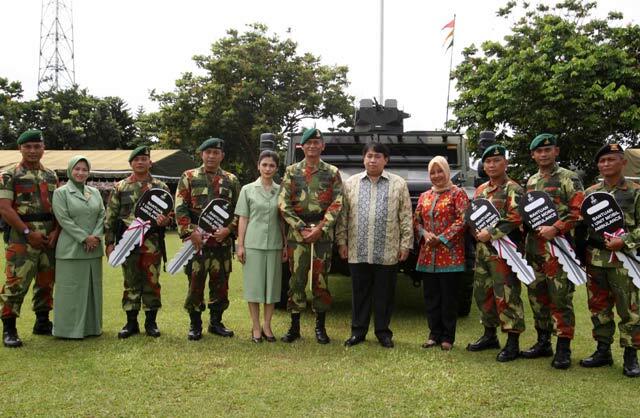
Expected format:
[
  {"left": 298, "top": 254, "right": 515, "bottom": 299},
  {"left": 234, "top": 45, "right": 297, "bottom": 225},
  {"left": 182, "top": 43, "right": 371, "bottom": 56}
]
[{"left": 38, "top": 0, "right": 75, "bottom": 91}]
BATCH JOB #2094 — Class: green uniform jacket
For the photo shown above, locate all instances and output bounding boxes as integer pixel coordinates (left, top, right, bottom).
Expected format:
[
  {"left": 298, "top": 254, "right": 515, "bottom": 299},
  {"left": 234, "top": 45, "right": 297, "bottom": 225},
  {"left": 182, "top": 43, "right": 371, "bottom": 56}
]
[
  {"left": 585, "top": 178, "right": 640, "bottom": 267},
  {"left": 52, "top": 182, "right": 105, "bottom": 260}
]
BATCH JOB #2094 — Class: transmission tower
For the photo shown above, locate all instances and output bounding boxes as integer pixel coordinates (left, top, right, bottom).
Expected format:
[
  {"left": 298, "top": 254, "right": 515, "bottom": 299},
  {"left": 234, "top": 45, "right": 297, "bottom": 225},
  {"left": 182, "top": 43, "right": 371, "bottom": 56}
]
[{"left": 38, "top": 0, "right": 76, "bottom": 91}]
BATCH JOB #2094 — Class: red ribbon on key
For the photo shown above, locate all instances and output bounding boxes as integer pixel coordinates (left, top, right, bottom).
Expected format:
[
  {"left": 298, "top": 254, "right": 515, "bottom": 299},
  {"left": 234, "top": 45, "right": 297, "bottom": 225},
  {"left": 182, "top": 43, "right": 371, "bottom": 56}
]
[{"left": 126, "top": 218, "right": 151, "bottom": 246}]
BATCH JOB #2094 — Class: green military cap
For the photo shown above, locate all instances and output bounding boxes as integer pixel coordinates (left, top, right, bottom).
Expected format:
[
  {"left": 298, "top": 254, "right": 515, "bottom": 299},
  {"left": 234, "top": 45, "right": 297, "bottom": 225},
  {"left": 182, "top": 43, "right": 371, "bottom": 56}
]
[
  {"left": 128, "top": 145, "right": 150, "bottom": 162},
  {"left": 197, "top": 137, "right": 224, "bottom": 152},
  {"left": 300, "top": 128, "right": 322, "bottom": 145},
  {"left": 594, "top": 143, "right": 624, "bottom": 163},
  {"left": 17, "top": 129, "right": 44, "bottom": 145},
  {"left": 481, "top": 144, "right": 507, "bottom": 162},
  {"left": 529, "top": 133, "right": 557, "bottom": 150}
]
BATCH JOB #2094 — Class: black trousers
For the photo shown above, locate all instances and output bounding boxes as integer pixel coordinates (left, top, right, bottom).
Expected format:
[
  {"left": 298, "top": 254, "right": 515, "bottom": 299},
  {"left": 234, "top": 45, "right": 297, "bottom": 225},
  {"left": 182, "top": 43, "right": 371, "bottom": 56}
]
[
  {"left": 422, "top": 272, "right": 459, "bottom": 344},
  {"left": 349, "top": 263, "right": 398, "bottom": 340}
]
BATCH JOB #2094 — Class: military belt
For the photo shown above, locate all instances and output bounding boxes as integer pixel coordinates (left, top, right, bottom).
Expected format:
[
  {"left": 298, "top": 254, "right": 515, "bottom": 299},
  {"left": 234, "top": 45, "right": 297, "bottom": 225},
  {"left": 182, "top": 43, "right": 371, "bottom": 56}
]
[
  {"left": 300, "top": 214, "right": 324, "bottom": 224},
  {"left": 19, "top": 213, "right": 54, "bottom": 222}
]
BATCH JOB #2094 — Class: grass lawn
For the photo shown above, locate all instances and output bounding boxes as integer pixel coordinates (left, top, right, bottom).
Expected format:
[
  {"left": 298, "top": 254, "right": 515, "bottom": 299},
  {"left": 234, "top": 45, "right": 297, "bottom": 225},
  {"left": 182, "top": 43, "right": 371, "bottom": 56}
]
[{"left": 0, "top": 232, "right": 637, "bottom": 417}]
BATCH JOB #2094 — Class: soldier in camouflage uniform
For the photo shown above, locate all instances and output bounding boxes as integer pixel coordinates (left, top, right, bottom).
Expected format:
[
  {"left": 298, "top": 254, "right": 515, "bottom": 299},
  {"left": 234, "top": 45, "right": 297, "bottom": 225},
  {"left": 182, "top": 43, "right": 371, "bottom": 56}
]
[
  {"left": 579, "top": 143, "right": 640, "bottom": 377},
  {"left": 105, "top": 146, "right": 171, "bottom": 339},
  {"left": 522, "top": 133, "right": 585, "bottom": 369},
  {"left": 0, "top": 130, "right": 60, "bottom": 347},
  {"left": 175, "top": 138, "right": 240, "bottom": 341},
  {"left": 278, "top": 128, "right": 343, "bottom": 344},
  {"left": 466, "top": 145, "right": 526, "bottom": 362}
]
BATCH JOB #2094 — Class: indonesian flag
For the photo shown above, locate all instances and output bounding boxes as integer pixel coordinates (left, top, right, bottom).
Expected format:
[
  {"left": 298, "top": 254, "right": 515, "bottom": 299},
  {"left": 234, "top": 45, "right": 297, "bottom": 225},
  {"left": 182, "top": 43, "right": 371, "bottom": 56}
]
[{"left": 442, "top": 16, "right": 455, "bottom": 52}]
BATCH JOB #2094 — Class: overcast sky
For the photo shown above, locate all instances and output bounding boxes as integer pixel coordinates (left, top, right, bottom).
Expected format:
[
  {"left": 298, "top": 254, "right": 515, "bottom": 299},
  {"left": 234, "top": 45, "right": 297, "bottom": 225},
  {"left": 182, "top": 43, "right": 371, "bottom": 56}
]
[{"left": 1, "top": 0, "right": 638, "bottom": 131}]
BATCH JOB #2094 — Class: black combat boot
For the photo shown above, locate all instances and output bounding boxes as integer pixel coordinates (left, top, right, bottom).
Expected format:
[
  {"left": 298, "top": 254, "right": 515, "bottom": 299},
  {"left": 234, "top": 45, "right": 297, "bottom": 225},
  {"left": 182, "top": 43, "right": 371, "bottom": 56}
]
[
  {"left": 496, "top": 332, "right": 520, "bottom": 362},
  {"left": 281, "top": 313, "right": 301, "bottom": 343},
  {"left": 2, "top": 317, "right": 23, "bottom": 348},
  {"left": 144, "top": 310, "right": 161, "bottom": 338},
  {"left": 188, "top": 311, "right": 202, "bottom": 341},
  {"left": 208, "top": 311, "right": 234, "bottom": 337},
  {"left": 579, "top": 341, "right": 613, "bottom": 368},
  {"left": 623, "top": 347, "right": 640, "bottom": 378},
  {"left": 466, "top": 326, "right": 500, "bottom": 352},
  {"left": 117, "top": 310, "right": 140, "bottom": 339},
  {"left": 32, "top": 310, "right": 53, "bottom": 335},
  {"left": 314, "top": 312, "right": 330, "bottom": 344},
  {"left": 520, "top": 329, "right": 553, "bottom": 359},
  {"left": 551, "top": 337, "right": 572, "bottom": 370}
]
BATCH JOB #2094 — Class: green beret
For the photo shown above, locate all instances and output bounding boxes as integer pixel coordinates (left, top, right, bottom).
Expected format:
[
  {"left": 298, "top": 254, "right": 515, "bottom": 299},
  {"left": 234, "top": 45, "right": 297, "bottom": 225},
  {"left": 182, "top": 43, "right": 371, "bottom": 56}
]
[
  {"left": 481, "top": 144, "right": 507, "bottom": 162},
  {"left": 17, "top": 129, "right": 43, "bottom": 145},
  {"left": 595, "top": 143, "right": 624, "bottom": 163},
  {"left": 197, "top": 138, "right": 224, "bottom": 152},
  {"left": 128, "top": 145, "right": 150, "bottom": 163},
  {"left": 529, "top": 133, "right": 557, "bottom": 151},
  {"left": 300, "top": 128, "right": 322, "bottom": 145}
]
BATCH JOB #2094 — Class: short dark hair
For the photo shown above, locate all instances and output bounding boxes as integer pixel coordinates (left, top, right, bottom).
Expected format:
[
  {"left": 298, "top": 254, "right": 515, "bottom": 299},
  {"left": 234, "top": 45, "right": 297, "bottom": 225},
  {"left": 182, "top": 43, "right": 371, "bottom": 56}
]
[
  {"left": 362, "top": 142, "right": 390, "bottom": 158},
  {"left": 258, "top": 150, "right": 279, "bottom": 166}
]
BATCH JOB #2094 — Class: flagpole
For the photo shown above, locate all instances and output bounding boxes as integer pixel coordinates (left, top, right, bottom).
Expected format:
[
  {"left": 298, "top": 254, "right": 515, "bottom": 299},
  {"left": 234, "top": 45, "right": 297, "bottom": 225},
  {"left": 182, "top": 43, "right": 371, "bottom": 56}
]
[
  {"left": 445, "top": 14, "right": 456, "bottom": 128},
  {"left": 379, "top": 0, "right": 384, "bottom": 103}
]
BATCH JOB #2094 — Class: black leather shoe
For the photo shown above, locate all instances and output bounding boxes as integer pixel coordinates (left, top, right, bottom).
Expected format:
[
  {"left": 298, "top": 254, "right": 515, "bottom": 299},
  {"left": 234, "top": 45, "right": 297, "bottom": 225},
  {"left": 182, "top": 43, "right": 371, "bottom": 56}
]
[
  {"left": 379, "top": 336, "right": 394, "bottom": 349},
  {"left": 466, "top": 327, "right": 500, "bottom": 352},
  {"left": 118, "top": 310, "right": 140, "bottom": 339},
  {"left": 344, "top": 335, "right": 365, "bottom": 347},
  {"left": 520, "top": 330, "right": 553, "bottom": 359},
  {"left": 551, "top": 337, "right": 572, "bottom": 370},
  {"left": 2, "top": 317, "right": 23, "bottom": 348},
  {"left": 188, "top": 312, "right": 202, "bottom": 341},
  {"left": 251, "top": 332, "right": 263, "bottom": 343},
  {"left": 580, "top": 342, "right": 613, "bottom": 368},
  {"left": 496, "top": 333, "right": 520, "bottom": 362},
  {"left": 144, "top": 310, "right": 161, "bottom": 338},
  {"left": 261, "top": 330, "right": 276, "bottom": 343},
  {"left": 315, "top": 312, "right": 330, "bottom": 344},
  {"left": 623, "top": 347, "right": 640, "bottom": 377},
  {"left": 281, "top": 313, "right": 301, "bottom": 343},
  {"left": 33, "top": 311, "right": 53, "bottom": 335},
  {"left": 208, "top": 311, "right": 234, "bottom": 337}
]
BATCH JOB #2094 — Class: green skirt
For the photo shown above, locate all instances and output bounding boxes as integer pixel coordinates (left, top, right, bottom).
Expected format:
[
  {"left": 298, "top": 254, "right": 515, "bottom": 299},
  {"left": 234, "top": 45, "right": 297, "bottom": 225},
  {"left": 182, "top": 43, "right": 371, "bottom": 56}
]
[
  {"left": 53, "top": 258, "right": 103, "bottom": 339},
  {"left": 242, "top": 248, "right": 282, "bottom": 304}
]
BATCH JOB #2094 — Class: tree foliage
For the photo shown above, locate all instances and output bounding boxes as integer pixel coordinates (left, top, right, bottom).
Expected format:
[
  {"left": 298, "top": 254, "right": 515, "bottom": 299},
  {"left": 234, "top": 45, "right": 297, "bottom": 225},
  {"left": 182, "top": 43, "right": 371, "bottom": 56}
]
[
  {"left": 151, "top": 23, "right": 354, "bottom": 181},
  {"left": 452, "top": 0, "right": 640, "bottom": 182}
]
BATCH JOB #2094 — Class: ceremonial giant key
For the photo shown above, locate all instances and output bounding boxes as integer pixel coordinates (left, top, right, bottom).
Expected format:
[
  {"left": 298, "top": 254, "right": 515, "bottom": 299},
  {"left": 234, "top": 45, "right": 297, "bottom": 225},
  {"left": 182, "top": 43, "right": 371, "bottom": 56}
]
[
  {"left": 581, "top": 192, "right": 640, "bottom": 289},
  {"left": 166, "top": 198, "right": 232, "bottom": 275},
  {"left": 108, "top": 188, "right": 174, "bottom": 267},
  {"left": 466, "top": 198, "right": 535, "bottom": 284},
  {"left": 520, "top": 191, "right": 587, "bottom": 286}
]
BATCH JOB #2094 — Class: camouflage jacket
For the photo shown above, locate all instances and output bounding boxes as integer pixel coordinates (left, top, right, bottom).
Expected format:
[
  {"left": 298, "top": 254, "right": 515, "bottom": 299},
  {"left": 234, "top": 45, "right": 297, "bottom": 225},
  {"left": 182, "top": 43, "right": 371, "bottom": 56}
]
[
  {"left": 474, "top": 177, "right": 523, "bottom": 258},
  {"left": 585, "top": 178, "right": 640, "bottom": 268},
  {"left": 278, "top": 158, "right": 343, "bottom": 243},
  {"left": 174, "top": 165, "right": 240, "bottom": 246},
  {"left": 0, "top": 162, "right": 58, "bottom": 237},
  {"left": 525, "top": 163, "right": 584, "bottom": 257},
  {"left": 104, "top": 174, "right": 170, "bottom": 251}
]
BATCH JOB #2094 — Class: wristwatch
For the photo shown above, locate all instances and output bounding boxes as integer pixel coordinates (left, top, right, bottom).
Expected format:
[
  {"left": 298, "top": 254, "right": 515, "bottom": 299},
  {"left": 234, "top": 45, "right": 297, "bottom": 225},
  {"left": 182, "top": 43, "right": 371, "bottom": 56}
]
[{"left": 23, "top": 227, "right": 30, "bottom": 236}]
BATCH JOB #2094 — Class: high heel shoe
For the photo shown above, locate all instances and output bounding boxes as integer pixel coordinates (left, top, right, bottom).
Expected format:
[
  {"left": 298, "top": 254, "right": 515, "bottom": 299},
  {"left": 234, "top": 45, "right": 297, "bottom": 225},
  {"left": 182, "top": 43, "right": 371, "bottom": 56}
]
[
  {"left": 251, "top": 331, "right": 263, "bottom": 343},
  {"left": 261, "top": 329, "right": 276, "bottom": 343}
]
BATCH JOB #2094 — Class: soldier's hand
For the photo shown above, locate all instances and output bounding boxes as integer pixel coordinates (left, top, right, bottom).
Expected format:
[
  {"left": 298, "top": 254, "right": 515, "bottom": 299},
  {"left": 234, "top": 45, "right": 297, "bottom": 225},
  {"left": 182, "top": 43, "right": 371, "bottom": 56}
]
[
  {"left": 106, "top": 244, "right": 114, "bottom": 257},
  {"left": 156, "top": 214, "right": 171, "bottom": 227},
  {"left": 398, "top": 249, "right": 410, "bottom": 262},
  {"left": 537, "top": 225, "right": 557, "bottom": 241},
  {"left": 237, "top": 245, "right": 246, "bottom": 264},
  {"left": 605, "top": 236, "right": 625, "bottom": 252},
  {"left": 27, "top": 231, "right": 48, "bottom": 249},
  {"left": 190, "top": 230, "right": 203, "bottom": 252},
  {"left": 302, "top": 226, "right": 322, "bottom": 243},
  {"left": 476, "top": 229, "right": 492, "bottom": 243},
  {"left": 338, "top": 245, "right": 348, "bottom": 260},
  {"left": 213, "top": 227, "right": 230, "bottom": 243}
]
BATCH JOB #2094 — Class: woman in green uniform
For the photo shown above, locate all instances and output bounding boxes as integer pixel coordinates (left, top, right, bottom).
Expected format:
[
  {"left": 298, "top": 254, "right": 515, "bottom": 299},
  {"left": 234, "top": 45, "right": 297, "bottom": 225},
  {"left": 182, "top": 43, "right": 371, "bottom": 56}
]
[{"left": 52, "top": 156, "right": 105, "bottom": 338}]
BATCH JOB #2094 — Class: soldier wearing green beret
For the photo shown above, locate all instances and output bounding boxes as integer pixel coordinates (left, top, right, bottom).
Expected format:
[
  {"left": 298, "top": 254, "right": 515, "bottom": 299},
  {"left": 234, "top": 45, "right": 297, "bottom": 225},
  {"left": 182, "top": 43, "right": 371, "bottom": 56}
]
[
  {"left": 278, "top": 128, "right": 343, "bottom": 344},
  {"left": 466, "top": 144, "right": 526, "bottom": 362},
  {"left": 521, "top": 133, "right": 585, "bottom": 369},
  {"left": 104, "top": 146, "right": 172, "bottom": 339},
  {"left": 174, "top": 138, "right": 240, "bottom": 341},
  {"left": 580, "top": 143, "right": 640, "bottom": 377},
  {"left": 0, "top": 129, "right": 60, "bottom": 347}
]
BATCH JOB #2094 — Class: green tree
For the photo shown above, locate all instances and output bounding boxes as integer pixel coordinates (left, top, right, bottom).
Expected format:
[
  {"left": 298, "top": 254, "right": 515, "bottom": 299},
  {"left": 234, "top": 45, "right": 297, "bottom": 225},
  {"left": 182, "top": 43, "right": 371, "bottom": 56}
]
[
  {"left": 151, "top": 23, "right": 354, "bottom": 181},
  {"left": 0, "top": 77, "right": 28, "bottom": 148},
  {"left": 452, "top": 0, "right": 640, "bottom": 182}
]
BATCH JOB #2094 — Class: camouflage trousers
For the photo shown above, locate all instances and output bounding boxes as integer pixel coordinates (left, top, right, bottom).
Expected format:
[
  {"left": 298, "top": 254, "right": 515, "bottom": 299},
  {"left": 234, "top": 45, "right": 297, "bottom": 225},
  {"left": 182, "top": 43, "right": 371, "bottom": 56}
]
[
  {"left": 526, "top": 253, "right": 575, "bottom": 339},
  {"left": 184, "top": 245, "right": 231, "bottom": 313},
  {"left": 473, "top": 249, "right": 525, "bottom": 333},
  {"left": 121, "top": 247, "right": 162, "bottom": 311},
  {"left": 586, "top": 264, "right": 640, "bottom": 349},
  {"left": 286, "top": 240, "right": 332, "bottom": 313},
  {"left": 0, "top": 241, "right": 55, "bottom": 318}
]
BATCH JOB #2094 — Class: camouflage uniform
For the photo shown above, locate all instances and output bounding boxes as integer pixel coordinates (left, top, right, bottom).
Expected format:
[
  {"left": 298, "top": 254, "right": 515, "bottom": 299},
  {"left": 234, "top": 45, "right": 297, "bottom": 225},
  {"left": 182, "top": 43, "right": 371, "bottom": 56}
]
[
  {"left": 585, "top": 179, "right": 640, "bottom": 348},
  {"left": 104, "top": 175, "right": 169, "bottom": 312},
  {"left": 525, "top": 163, "right": 585, "bottom": 339},
  {"left": 473, "top": 178, "right": 526, "bottom": 333},
  {"left": 175, "top": 166, "right": 239, "bottom": 313},
  {"left": 0, "top": 163, "right": 58, "bottom": 318},
  {"left": 278, "top": 159, "right": 343, "bottom": 313}
]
